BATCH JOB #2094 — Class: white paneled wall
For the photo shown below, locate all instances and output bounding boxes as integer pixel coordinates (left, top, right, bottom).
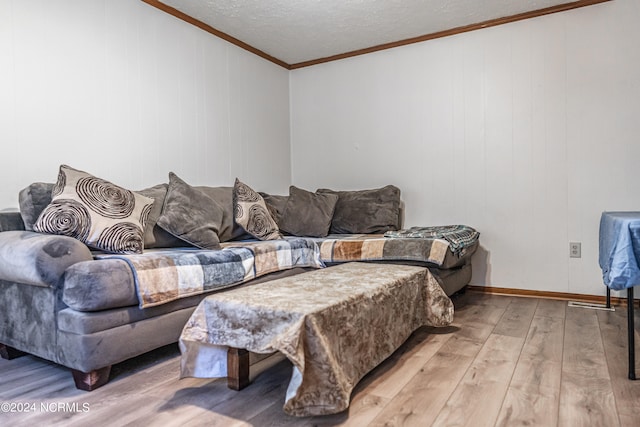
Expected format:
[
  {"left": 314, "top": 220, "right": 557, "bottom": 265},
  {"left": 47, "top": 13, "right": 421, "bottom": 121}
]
[
  {"left": 0, "top": 0, "right": 291, "bottom": 209},
  {"left": 1, "top": 0, "right": 638, "bottom": 297},
  {"left": 291, "top": 0, "right": 640, "bottom": 296}
]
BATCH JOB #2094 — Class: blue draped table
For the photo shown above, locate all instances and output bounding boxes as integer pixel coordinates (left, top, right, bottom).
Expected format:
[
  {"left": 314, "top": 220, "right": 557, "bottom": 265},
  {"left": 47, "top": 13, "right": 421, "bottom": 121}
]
[{"left": 599, "top": 211, "right": 640, "bottom": 380}]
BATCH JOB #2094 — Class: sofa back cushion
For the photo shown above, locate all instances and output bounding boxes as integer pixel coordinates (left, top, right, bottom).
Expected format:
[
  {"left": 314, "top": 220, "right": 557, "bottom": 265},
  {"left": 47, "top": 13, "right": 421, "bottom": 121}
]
[
  {"left": 317, "top": 185, "right": 402, "bottom": 234},
  {"left": 136, "top": 183, "right": 186, "bottom": 248},
  {"left": 198, "top": 186, "right": 251, "bottom": 242},
  {"left": 278, "top": 186, "right": 338, "bottom": 237},
  {"left": 18, "top": 182, "right": 54, "bottom": 231},
  {"left": 260, "top": 192, "right": 288, "bottom": 224}
]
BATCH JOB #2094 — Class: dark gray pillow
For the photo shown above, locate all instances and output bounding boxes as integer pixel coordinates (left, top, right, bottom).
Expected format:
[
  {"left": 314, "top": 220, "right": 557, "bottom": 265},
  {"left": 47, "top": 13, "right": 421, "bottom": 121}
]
[
  {"left": 136, "top": 184, "right": 186, "bottom": 249},
  {"left": 260, "top": 192, "right": 289, "bottom": 224},
  {"left": 317, "top": 185, "right": 401, "bottom": 234},
  {"left": 0, "top": 211, "right": 25, "bottom": 232},
  {"left": 18, "top": 182, "right": 54, "bottom": 231},
  {"left": 198, "top": 186, "right": 251, "bottom": 242},
  {"left": 156, "top": 172, "right": 225, "bottom": 250},
  {"left": 279, "top": 186, "right": 338, "bottom": 238}
]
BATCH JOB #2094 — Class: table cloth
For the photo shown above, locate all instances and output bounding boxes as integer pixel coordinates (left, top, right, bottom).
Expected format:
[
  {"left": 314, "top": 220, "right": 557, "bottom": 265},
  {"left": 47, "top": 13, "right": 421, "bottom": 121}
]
[
  {"left": 599, "top": 211, "right": 640, "bottom": 290},
  {"left": 179, "top": 262, "right": 453, "bottom": 416},
  {"left": 598, "top": 211, "right": 640, "bottom": 380}
]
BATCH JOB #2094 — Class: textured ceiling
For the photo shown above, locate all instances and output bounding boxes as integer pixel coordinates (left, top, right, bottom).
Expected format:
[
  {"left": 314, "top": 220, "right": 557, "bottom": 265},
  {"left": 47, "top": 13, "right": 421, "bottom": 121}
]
[{"left": 156, "top": 0, "right": 605, "bottom": 66}]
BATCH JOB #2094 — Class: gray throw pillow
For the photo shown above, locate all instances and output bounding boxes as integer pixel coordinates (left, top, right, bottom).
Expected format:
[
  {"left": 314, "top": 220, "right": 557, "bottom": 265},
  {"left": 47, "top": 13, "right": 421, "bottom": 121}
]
[
  {"left": 317, "top": 185, "right": 401, "bottom": 234},
  {"left": 279, "top": 186, "right": 338, "bottom": 237},
  {"left": 18, "top": 182, "right": 54, "bottom": 231},
  {"left": 33, "top": 165, "right": 154, "bottom": 254},
  {"left": 156, "top": 172, "right": 225, "bottom": 250},
  {"left": 233, "top": 178, "right": 282, "bottom": 240}
]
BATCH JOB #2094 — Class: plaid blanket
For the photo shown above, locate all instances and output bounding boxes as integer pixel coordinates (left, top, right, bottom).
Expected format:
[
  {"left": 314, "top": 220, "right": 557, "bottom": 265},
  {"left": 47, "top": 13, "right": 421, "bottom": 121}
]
[
  {"left": 314, "top": 234, "right": 452, "bottom": 266},
  {"left": 384, "top": 225, "right": 480, "bottom": 256},
  {"left": 96, "top": 238, "right": 324, "bottom": 308}
]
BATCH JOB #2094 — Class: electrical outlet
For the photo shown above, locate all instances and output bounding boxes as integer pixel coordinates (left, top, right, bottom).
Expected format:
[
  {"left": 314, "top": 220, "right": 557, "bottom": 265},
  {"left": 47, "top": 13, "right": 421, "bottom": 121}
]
[{"left": 570, "top": 242, "right": 581, "bottom": 258}]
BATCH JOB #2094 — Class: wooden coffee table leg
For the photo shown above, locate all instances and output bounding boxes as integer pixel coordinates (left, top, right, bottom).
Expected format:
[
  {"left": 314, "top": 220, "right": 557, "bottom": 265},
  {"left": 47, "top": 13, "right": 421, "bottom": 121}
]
[{"left": 227, "top": 347, "right": 250, "bottom": 390}]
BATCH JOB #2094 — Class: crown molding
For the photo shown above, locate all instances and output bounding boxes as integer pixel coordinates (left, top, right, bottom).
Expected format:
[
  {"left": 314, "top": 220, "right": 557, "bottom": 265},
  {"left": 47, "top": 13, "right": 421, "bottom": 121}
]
[
  {"left": 290, "top": 0, "right": 613, "bottom": 69},
  {"left": 142, "top": 0, "right": 612, "bottom": 70},
  {"left": 141, "top": 0, "right": 291, "bottom": 69}
]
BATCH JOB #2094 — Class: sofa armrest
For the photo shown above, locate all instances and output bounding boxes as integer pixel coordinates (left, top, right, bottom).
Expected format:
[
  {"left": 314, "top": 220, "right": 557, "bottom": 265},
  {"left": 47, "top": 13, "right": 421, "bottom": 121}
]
[
  {"left": 0, "top": 211, "right": 25, "bottom": 232},
  {"left": 0, "top": 231, "right": 92, "bottom": 287}
]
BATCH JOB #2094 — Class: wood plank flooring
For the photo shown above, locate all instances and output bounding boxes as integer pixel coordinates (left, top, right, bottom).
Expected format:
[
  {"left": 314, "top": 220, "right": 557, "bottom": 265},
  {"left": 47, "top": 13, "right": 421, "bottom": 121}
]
[{"left": 2, "top": 292, "right": 640, "bottom": 426}]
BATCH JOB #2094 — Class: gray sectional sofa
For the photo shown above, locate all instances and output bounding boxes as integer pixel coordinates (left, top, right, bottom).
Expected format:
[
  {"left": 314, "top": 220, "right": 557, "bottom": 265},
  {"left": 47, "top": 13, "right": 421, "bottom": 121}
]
[{"left": 0, "top": 172, "right": 477, "bottom": 391}]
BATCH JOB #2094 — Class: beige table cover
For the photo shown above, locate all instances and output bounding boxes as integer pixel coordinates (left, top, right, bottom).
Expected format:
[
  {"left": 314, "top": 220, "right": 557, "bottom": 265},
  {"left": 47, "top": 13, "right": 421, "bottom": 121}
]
[{"left": 179, "top": 262, "right": 453, "bottom": 416}]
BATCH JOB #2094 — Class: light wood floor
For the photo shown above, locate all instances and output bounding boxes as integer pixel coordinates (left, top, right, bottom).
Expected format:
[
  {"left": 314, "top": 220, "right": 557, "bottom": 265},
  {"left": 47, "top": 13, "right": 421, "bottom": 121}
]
[{"left": 2, "top": 292, "right": 640, "bottom": 426}]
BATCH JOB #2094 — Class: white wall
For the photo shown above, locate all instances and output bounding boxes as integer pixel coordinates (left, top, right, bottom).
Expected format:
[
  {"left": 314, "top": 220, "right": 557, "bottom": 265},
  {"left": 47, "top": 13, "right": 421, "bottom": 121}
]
[
  {"left": 290, "top": 0, "right": 640, "bottom": 296},
  {"left": 2, "top": 0, "right": 638, "bottom": 297},
  {"left": 0, "top": 0, "right": 291, "bottom": 209}
]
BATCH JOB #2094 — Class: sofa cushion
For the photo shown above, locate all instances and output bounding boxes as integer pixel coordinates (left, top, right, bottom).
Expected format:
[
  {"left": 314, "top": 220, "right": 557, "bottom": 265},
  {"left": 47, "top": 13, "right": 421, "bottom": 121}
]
[
  {"left": 156, "top": 172, "right": 225, "bottom": 250},
  {"left": 62, "top": 258, "right": 139, "bottom": 311},
  {"left": 33, "top": 165, "right": 154, "bottom": 254},
  {"left": 0, "top": 230, "right": 92, "bottom": 287},
  {"left": 57, "top": 267, "right": 313, "bottom": 334},
  {"left": 197, "top": 186, "right": 251, "bottom": 242},
  {"left": 260, "top": 192, "right": 288, "bottom": 224},
  {"left": 0, "top": 211, "right": 25, "bottom": 232},
  {"left": 317, "top": 185, "right": 401, "bottom": 234},
  {"left": 279, "top": 186, "right": 338, "bottom": 237},
  {"left": 233, "top": 178, "right": 282, "bottom": 240},
  {"left": 136, "top": 183, "right": 186, "bottom": 248},
  {"left": 18, "top": 182, "right": 54, "bottom": 231}
]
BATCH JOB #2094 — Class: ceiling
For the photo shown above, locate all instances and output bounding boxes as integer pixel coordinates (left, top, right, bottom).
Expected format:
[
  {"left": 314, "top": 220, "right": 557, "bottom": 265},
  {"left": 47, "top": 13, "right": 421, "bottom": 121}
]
[{"left": 145, "top": 0, "right": 610, "bottom": 68}]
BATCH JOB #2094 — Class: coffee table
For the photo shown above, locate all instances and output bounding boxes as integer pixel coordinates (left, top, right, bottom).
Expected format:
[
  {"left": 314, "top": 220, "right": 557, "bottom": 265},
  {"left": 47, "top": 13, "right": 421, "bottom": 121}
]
[{"left": 179, "top": 262, "right": 453, "bottom": 416}]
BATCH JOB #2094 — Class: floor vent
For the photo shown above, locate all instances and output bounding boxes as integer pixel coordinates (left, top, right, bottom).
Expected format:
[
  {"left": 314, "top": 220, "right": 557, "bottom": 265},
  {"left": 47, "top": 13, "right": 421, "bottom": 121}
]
[{"left": 567, "top": 301, "right": 615, "bottom": 311}]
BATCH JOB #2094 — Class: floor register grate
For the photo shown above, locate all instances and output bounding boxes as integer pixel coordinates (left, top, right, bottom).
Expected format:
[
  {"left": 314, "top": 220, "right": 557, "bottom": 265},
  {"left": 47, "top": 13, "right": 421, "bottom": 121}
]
[{"left": 567, "top": 300, "right": 615, "bottom": 311}]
